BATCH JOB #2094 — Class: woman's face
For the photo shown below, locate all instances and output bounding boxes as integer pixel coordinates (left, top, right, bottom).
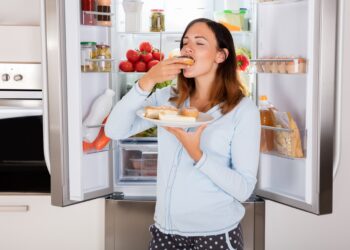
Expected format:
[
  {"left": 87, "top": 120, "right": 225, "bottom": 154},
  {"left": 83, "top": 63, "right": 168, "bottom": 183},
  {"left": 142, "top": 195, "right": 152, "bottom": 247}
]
[{"left": 181, "top": 22, "right": 222, "bottom": 79}]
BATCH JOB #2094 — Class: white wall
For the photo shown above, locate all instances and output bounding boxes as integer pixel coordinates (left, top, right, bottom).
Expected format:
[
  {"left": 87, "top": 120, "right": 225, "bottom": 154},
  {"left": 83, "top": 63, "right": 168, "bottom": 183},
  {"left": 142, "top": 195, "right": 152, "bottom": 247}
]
[{"left": 265, "top": 2, "right": 350, "bottom": 250}]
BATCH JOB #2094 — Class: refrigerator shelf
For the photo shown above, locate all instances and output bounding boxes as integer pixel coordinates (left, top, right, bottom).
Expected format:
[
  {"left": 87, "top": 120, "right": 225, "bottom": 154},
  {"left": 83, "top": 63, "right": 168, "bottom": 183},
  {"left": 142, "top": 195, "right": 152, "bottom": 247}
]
[
  {"left": 81, "top": 10, "right": 114, "bottom": 27},
  {"left": 84, "top": 124, "right": 105, "bottom": 129},
  {"left": 115, "top": 31, "right": 252, "bottom": 37},
  {"left": 250, "top": 58, "right": 306, "bottom": 74},
  {"left": 257, "top": 0, "right": 306, "bottom": 5},
  {"left": 260, "top": 151, "right": 305, "bottom": 160},
  {"left": 261, "top": 125, "right": 292, "bottom": 132},
  {"left": 83, "top": 146, "right": 112, "bottom": 155}
]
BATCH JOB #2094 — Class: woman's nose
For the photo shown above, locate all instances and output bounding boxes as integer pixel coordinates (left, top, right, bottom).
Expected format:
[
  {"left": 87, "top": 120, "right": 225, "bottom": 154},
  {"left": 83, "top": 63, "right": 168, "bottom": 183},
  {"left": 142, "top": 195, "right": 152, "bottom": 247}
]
[{"left": 183, "top": 46, "right": 193, "bottom": 55}]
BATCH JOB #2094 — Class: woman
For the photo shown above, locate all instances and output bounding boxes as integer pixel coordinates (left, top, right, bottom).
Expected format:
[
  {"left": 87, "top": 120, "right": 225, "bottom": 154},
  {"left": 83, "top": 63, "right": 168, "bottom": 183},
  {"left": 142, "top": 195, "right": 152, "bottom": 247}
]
[{"left": 105, "top": 18, "right": 260, "bottom": 250}]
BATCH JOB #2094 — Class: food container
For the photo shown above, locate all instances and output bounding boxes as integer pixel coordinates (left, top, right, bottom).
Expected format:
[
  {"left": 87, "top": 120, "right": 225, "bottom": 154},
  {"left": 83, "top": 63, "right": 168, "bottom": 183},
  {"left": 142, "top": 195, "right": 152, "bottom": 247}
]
[
  {"left": 214, "top": 10, "right": 242, "bottom": 31},
  {"left": 96, "top": 44, "right": 112, "bottom": 72},
  {"left": 150, "top": 9, "right": 165, "bottom": 32},
  {"left": 277, "top": 60, "right": 287, "bottom": 73},
  {"left": 97, "top": 0, "right": 112, "bottom": 26},
  {"left": 81, "top": 0, "right": 96, "bottom": 25},
  {"left": 270, "top": 59, "right": 278, "bottom": 73},
  {"left": 286, "top": 58, "right": 306, "bottom": 74},
  {"left": 261, "top": 60, "right": 272, "bottom": 73},
  {"left": 81, "top": 41, "right": 97, "bottom": 72},
  {"left": 130, "top": 158, "right": 157, "bottom": 176}
]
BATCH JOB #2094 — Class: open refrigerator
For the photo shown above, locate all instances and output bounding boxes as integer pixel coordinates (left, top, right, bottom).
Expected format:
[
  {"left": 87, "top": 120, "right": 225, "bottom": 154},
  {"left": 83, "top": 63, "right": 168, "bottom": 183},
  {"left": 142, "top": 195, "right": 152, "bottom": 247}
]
[{"left": 42, "top": 0, "right": 337, "bottom": 249}]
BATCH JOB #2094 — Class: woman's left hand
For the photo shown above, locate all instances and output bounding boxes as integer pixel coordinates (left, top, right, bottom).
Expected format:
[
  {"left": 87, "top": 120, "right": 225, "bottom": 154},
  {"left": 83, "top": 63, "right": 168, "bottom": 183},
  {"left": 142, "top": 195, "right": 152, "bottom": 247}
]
[{"left": 164, "top": 125, "right": 207, "bottom": 162}]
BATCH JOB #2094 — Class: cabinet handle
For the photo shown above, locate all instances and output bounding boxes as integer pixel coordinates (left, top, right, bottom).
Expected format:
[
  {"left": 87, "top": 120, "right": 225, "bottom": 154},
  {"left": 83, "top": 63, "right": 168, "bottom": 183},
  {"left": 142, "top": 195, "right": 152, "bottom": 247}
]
[{"left": 0, "top": 205, "right": 29, "bottom": 212}]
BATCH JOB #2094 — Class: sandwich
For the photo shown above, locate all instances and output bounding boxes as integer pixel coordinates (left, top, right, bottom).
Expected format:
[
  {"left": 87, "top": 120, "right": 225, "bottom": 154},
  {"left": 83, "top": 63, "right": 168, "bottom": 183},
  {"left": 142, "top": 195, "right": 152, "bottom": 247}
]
[{"left": 158, "top": 113, "right": 196, "bottom": 122}]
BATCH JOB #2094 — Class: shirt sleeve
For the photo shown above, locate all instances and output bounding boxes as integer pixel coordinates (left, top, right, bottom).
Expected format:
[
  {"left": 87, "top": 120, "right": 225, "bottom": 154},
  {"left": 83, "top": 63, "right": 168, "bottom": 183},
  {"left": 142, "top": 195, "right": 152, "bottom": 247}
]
[
  {"left": 194, "top": 102, "right": 261, "bottom": 202},
  {"left": 105, "top": 82, "right": 166, "bottom": 140}
]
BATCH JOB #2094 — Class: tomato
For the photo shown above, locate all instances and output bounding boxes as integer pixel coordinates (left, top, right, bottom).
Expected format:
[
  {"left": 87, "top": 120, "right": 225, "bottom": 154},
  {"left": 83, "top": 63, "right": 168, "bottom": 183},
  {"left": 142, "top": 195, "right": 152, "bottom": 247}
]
[
  {"left": 119, "top": 60, "right": 134, "bottom": 72},
  {"left": 152, "top": 50, "right": 164, "bottom": 61},
  {"left": 126, "top": 49, "right": 140, "bottom": 63},
  {"left": 139, "top": 42, "right": 152, "bottom": 53},
  {"left": 135, "top": 61, "right": 147, "bottom": 72},
  {"left": 94, "top": 128, "right": 111, "bottom": 150},
  {"left": 140, "top": 52, "right": 153, "bottom": 63},
  {"left": 147, "top": 60, "right": 159, "bottom": 71}
]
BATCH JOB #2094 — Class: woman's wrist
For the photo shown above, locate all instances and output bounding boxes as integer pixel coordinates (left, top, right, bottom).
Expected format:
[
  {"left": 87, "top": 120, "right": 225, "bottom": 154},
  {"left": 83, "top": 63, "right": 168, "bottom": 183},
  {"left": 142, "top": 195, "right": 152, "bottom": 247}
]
[{"left": 138, "top": 76, "right": 155, "bottom": 92}]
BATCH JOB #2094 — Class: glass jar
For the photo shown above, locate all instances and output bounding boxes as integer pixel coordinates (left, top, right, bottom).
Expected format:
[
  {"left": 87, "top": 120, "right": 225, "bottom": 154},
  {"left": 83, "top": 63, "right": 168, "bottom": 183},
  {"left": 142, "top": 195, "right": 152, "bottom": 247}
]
[
  {"left": 96, "top": 44, "right": 112, "bottom": 72},
  {"left": 150, "top": 9, "right": 165, "bottom": 32},
  {"left": 81, "top": 41, "right": 97, "bottom": 72}
]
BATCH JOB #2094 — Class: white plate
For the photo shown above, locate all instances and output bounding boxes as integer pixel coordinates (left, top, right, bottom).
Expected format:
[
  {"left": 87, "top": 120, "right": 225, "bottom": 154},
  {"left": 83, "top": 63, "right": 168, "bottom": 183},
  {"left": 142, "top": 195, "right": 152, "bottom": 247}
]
[{"left": 136, "top": 109, "right": 214, "bottom": 128}]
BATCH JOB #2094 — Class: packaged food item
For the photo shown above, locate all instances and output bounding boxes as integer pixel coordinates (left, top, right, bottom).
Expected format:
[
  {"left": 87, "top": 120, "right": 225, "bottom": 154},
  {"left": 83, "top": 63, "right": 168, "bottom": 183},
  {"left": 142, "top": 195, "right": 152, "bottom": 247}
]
[
  {"left": 81, "top": 0, "right": 96, "bottom": 25},
  {"left": 81, "top": 41, "right": 97, "bottom": 72},
  {"left": 97, "top": 0, "right": 112, "bottom": 26},
  {"left": 259, "top": 95, "right": 275, "bottom": 152},
  {"left": 272, "top": 110, "right": 304, "bottom": 158},
  {"left": 96, "top": 44, "right": 112, "bottom": 72},
  {"left": 214, "top": 10, "right": 242, "bottom": 31},
  {"left": 286, "top": 58, "right": 306, "bottom": 74},
  {"left": 277, "top": 58, "right": 287, "bottom": 73},
  {"left": 83, "top": 88, "right": 115, "bottom": 142},
  {"left": 150, "top": 9, "right": 165, "bottom": 32}
]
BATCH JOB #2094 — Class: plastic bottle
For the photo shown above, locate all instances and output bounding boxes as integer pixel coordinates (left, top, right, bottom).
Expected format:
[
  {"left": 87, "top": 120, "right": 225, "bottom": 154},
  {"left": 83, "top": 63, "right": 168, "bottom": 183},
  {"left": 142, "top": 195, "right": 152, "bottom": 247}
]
[
  {"left": 83, "top": 88, "right": 115, "bottom": 142},
  {"left": 259, "top": 95, "right": 275, "bottom": 152}
]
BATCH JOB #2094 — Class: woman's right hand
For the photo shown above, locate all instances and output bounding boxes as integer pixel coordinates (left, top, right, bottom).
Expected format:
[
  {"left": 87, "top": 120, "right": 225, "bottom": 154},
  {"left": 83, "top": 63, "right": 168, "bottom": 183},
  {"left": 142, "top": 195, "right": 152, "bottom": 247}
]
[{"left": 138, "top": 57, "right": 189, "bottom": 92}]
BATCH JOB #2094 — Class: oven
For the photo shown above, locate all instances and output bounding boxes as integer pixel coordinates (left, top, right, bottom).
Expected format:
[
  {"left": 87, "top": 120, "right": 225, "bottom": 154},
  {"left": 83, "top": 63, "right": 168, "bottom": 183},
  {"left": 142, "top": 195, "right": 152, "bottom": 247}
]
[{"left": 0, "top": 63, "right": 50, "bottom": 193}]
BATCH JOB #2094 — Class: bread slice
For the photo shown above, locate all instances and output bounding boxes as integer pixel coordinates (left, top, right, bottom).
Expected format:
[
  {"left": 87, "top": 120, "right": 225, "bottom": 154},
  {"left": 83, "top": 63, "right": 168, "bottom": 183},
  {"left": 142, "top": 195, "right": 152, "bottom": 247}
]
[
  {"left": 144, "top": 106, "right": 178, "bottom": 119},
  {"left": 158, "top": 112, "right": 196, "bottom": 122}
]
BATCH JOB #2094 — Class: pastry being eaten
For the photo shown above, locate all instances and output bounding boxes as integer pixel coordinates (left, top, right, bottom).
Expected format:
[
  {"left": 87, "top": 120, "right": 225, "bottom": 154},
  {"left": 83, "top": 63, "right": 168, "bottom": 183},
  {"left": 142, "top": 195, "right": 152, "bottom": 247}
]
[{"left": 176, "top": 56, "right": 195, "bottom": 66}]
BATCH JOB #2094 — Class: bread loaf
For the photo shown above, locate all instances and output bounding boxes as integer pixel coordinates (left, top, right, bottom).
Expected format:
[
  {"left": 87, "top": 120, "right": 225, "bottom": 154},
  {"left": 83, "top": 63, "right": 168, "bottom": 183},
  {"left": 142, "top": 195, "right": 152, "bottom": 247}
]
[{"left": 272, "top": 111, "right": 303, "bottom": 158}]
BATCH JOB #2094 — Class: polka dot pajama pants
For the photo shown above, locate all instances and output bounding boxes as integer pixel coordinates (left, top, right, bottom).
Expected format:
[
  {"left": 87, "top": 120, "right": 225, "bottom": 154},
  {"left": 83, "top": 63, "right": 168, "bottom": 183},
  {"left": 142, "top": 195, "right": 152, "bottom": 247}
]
[{"left": 149, "top": 224, "right": 244, "bottom": 250}]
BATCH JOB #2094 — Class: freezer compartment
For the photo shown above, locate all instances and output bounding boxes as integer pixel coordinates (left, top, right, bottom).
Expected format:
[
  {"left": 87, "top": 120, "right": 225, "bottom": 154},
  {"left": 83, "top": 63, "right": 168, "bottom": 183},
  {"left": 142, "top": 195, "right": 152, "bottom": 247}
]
[
  {"left": 116, "top": 141, "right": 158, "bottom": 182},
  {"left": 105, "top": 196, "right": 265, "bottom": 250}
]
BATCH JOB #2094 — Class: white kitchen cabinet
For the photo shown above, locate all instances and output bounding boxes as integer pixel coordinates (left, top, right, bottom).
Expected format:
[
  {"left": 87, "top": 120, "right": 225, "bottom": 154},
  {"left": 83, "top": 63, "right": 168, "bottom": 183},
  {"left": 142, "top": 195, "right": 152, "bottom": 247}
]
[{"left": 0, "top": 195, "right": 105, "bottom": 250}]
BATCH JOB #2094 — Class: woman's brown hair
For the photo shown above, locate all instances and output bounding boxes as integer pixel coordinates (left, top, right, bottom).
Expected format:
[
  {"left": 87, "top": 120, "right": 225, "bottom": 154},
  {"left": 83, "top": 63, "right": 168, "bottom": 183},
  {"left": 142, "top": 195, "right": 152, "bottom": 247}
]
[{"left": 170, "top": 18, "right": 247, "bottom": 114}]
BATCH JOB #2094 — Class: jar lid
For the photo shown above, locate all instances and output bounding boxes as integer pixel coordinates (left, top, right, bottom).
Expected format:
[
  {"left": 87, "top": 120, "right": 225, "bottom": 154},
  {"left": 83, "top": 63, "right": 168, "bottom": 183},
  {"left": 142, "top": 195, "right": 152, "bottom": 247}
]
[
  {"left": 223, "top": 10, "right": 233, "bottom": 14},
  {"left": 96, "top": 44, "right": 110, "bottom": 48},
  {"left": 81, "top": 41, "right": 97, "bottom": 45},
  {"left": 151, "top": 9, "right": 164, "bottom": 12}
]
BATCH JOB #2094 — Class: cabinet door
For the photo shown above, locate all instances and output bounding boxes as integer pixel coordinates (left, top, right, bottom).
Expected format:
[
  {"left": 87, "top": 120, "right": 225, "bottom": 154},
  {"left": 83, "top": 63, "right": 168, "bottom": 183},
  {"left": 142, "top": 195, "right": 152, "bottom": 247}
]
[
  {"left": 0, "top": 195, "right": 104, "bottom": 250},
  {"left": 254, "top": 0, "right": 336, "bottom": 214},
  {"left": 44, "top": 0, "right": 114, "bottom": 206}
]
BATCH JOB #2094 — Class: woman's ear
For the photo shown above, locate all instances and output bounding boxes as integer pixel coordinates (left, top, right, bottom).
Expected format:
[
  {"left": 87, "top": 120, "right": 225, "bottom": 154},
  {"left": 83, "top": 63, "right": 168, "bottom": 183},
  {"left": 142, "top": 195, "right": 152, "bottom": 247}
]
[{"left": 216, "top": 48, "right": 229, "bottom": 63}]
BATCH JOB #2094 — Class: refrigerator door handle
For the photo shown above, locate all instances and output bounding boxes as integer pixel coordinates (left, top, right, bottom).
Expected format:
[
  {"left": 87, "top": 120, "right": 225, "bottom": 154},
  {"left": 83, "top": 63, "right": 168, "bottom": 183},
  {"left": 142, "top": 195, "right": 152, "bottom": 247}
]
[
  {"left": 40, "top": 0, "right": 51, "bottom": 174},
  {"left": 333, "top": 0, "right": 344, "bottom": 180}
]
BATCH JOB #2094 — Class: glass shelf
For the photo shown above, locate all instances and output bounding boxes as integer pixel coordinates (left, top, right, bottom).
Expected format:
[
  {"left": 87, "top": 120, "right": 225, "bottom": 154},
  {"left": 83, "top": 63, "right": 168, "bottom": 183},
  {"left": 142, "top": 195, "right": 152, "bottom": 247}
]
[
  {"left": 260, "top": 151, "right": 305, "bottom": 160},
  {"left": 261, "top": 125, "right": 292, "bottom": 132},
  {"left": 85, "top": 124, "right": 105, "bottom": 129}
]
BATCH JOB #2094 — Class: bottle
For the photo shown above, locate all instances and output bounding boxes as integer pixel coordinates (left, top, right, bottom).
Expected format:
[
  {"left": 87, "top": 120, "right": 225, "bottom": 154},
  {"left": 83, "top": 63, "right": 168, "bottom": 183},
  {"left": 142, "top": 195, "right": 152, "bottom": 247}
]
[
  {"left": 97, "top": 0, "right": 112, "bottom": 26},
  {"left": 259, "top": 95, "right": 274, "bottom": 152},
  {"left": 83, "top": 89, "right": 115, "bottom": 142}
]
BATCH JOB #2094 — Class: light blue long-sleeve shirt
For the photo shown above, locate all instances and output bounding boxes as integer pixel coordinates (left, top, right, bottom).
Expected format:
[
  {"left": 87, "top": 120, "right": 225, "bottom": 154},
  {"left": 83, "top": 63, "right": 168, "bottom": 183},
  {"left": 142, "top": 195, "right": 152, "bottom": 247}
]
[{"left": 105, "top": 83, "right": 261, "bottom": 237}]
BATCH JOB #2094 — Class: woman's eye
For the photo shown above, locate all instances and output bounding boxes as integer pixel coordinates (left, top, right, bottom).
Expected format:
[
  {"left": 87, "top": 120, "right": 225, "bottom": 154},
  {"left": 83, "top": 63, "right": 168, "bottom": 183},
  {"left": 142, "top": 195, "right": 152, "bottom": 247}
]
[
  {"left": 197, "top": 43, "right": 204, "bottom": 46},
  {"left": 182, "top": 43, "right": 188, "bottom": 46}
]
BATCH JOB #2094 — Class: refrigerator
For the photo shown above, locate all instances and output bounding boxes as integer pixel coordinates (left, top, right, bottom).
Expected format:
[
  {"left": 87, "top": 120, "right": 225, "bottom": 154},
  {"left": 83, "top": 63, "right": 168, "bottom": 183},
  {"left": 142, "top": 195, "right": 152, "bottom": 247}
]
[{"left": 41, "top": 0, "right": 338, "bottom": 249}]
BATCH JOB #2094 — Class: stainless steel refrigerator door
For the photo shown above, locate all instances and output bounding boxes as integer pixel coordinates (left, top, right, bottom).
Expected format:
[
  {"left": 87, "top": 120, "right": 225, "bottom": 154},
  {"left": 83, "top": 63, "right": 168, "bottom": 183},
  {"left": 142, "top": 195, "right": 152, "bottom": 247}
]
[
  {"left": 43, "top": 0, "right": 113, "bottom": 206},
  {"left": 105, "top": 197, "right": 265, "bottom": 250},
  {"left": 254, "top": 0, "right": 336, "bottom": 214}
]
